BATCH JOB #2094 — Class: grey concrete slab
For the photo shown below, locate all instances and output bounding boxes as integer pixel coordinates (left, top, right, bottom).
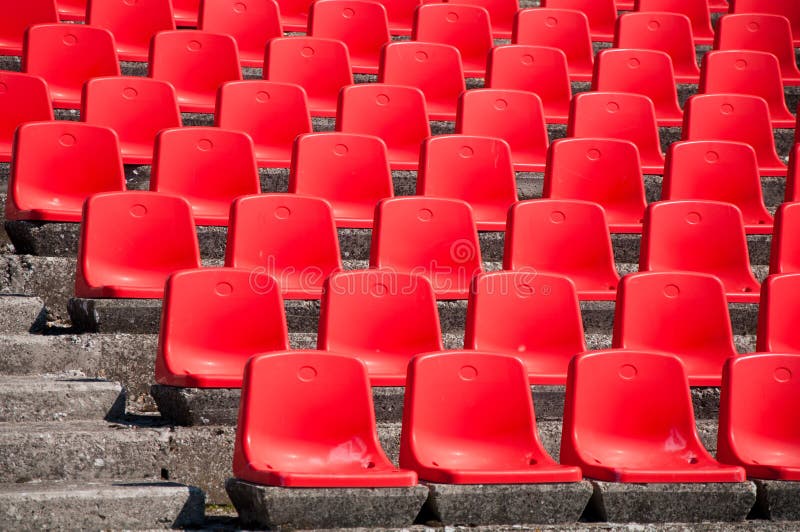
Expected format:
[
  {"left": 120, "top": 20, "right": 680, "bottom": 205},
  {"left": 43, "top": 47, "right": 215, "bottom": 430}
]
[
  {"left": 0, "top": 334, "right": 102, "bottom": 377},
  {"left": 182, "top": 112, "right": 214, "bottom": 126},
  {"left": 168, "top": 424, "right": 236, "bottom": 505},
  {"left": 0, "top": 295, "right": 46, "bottom": 333},
  {"left": 120, "top": 61, "right": 148, "bottom": 77},
  {"left": 96, "top": 333, "right": 158, "bottom": 411},
  {"left": 0, "top": 376, "right": 124, "bottom": 422},
  {"left": 775, "top": 128, "right": 795, "bottom": 160},
  {"left": 752, "top": 480, "right": 800, "bottom": 521},
  {"left": 152, "top": 385, "right": 241, "bottom": 426},
  {"left": 0, "top": 255, "right": 75, "bottom": 322}
]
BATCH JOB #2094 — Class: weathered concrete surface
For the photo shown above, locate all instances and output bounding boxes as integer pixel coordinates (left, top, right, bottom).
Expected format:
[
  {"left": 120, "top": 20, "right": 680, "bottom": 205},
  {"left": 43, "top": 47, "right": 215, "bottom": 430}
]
[
  {"left": 69, "top": 297, "right": 163, "bottom": 334},
  {"left": 226, "top": 479, "right": 429, "bottom": 529},
  {"left": 0, "top": 295, "right": 46, "bottom": 333},
  {"left": 0, "top": 480, "right": 205, "bottom": 530},
  {"left": 151, "top": 385, "right": 242, "bottom": 426},
  {"left": 0, "top": 376, "right": 125, "bottom": 422},
  {"left": 0, "top": 334, "right": 102, "bottom": 377},
  {"left": 96, "top": 333, "right": 158, "bottom": 411},
  {"left": 753, "top": 480, "right": 800, "bottom": 521},
  {"left": 168, "top": 424, "right": 237, "bottom": 505},
  {"left": 0, "top": 255, "right": 75, "bottom": 322}
]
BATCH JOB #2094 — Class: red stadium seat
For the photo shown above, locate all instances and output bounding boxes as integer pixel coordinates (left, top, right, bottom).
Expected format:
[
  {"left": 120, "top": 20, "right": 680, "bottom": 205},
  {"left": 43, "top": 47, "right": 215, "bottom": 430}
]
[
  {"left": 731, "top": 0, "right": 800, "bottom": 46},
  {"left": 382, "top": 0, "right": 421, "bottom": 35},
  {"left": 370, "top": 197, "right": 482, "bottom": 299},
  {"left": 639, "top": 200, "right": 760, "bottom": 302},
  {"left": 0, "top": 72, "right": 53, "bottom": 162},
  {"left": 199, "top": 0, "right": 282, "bottom": 68},
  {"left": 288, "top": 132, "right": 394, "bottom": 228},
  {"left": 785, "top": 144, "right": 800, "bottom": 202},
  {"left": 399, "top": 351, "right": 584, "bottom": 483},
  {"left": 149, "top": 30, "right": 242, "bottom": 113},
  {"left": 379, "top": 41, "right": 465, "bottom": 121},
  {"left": 561, "top": 349, "right": 746, "bottom": 482},
  {"left": 57, "top": 0, "right": 87, "bottom": 21},
  {"left": 485, "top": 45, "right": 571, "bottom": 124},
  {"left": 86, "top": 0, "right": 175, "bottom": 62},
  {"left": 155, "top": 268, "right": 289, "bottom": 388},
  {"left": 0, "top": 1, "right": 59, "bottom": 56},
  {"left": 224, "top": 194, "right": 343, "bottom": 299},
  {"left": 440, "top": 0, "right": 518, "bottom": 38},
  {"left": 635, "top": 0, "right": 715, "bottom": 44},
  {"left": 662, "top": 140, "right": 772, "bottom": 233},
  {"left": 82, "top": 76, "right": 182, "bottom": 165},
  {"left": 233, "top": 352, "right": 418, "bottom": 486},
  {"left": 75, "top": 192, "right": 202, "bottom": 298},
  {"left": 456, "top": 89, "right": 549, "bottom": 172},
  {"left": 543, "top": 138, "right": 647, "bottom": 233},
  {"left": 5, "top": 122, "right": 125, "bottom": 223},
  {"left": 541, "top": 0, "right": 617, "bottom": 41},
  {"left": 216, "top": 80, "right": 312, "bottom": 168},
  {"left": 318, "top": 270, "right": 443, "bottom": 385},
  {"left": 769, "top": 202, "right": 800, "bottom": 275},
  {"left": 682, "top": 94, "right": 787, "bottom": 176},
  {"left": 756, "top": 273, "right": 800, "bottom": 352},
  {"left": 336, "top": 83, "right": 430, "bottom": 170},
  {"left": 464, "top": 272, "right": 587, "bottom": 384},
  {"left": 23, "top": 24, "right": 120, "bottom": 109},
  {"left": 504, "top": 199, "right": 620, "bottom": 300},
  {"left": 173, "top": 0, "right": 200, "bottom": 26}
]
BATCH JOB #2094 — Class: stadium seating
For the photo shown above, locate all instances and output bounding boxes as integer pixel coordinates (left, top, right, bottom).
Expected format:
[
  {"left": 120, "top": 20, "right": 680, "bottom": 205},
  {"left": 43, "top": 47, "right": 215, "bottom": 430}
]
[
  {"left": 730, "top": 0, "right": 800, "bottom": 46},
  {"left": 86, "top": 0, "right": 175, "bottom": 62},
  {"left": 540, "top": 0, "right": 617, "bottom": 41},
  {"left": 0, "top": 72, "right": 53, "bottom": 162},
  {"left": 172, "top": 0, "right": 200, "bottom": 26},
  {"left": 399, "top": 351, "right": 584, "bottom": 483},
  {"left": 440, "top": 0, "right": 518, "bottom": 38},
  {"left": 154, "top": 268, "right": 289, "bottom": 388},
  {"left": 0, "top": 1, "right": 59, "bottom": 56},
  {"left": 198, "top": 0, "right": 282, "bottom": 68},
  {"left": 634, "top": 0, "right": 715, "bottom": 45},
  {"left": 785, "top": 144, "right": 800, "bottom": 202},
  {"left": 58, "top": 0, "right": 87, "bottom": 20},
  {"left": 756, "top": 273, "right": 800, "bottom": 352},
  {"left": 768, "top": 202, "right": 800, "bottom": 275},
  {"left": 382, "top": 0, "right": 420, "bottom": 35}
]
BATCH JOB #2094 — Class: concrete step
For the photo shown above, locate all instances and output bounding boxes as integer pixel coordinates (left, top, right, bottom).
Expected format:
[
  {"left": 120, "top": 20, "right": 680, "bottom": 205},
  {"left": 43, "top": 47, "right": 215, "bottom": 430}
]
[
  {"left": 0, "top": 295, "right": 46, "bottom": 333},
  {"left": 0, "top": 334, "right": 102, "bottom": 377},
  {"left": 0, "top": 376, "right": 125, "bottom": 422}
]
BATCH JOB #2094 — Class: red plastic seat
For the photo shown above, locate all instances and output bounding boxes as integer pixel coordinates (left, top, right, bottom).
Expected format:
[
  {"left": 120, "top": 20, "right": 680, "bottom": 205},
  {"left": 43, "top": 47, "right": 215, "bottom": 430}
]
[
  {"left": 768, "top": 202, "right": 800, "bottom": 275},
  {"left": 0, "top": 1, "right": 59, "bottom": 56},
  {"left": 318, "top": 270, "right": 443, "bottom": 384},
  {"left": 75, "top": 192, "right": 202, "bottom": 298},
  {"left": 379, "top": 41, "right": 465, "bottom": 121},
  {"left": 87, "top": 0, "right": 175, "bottom": 62},
  {"left": 504, "top": 199, "right": 620, "bottom": 300},
  {"left": 199, "top": 0, "right": 282, "bottom": 68},
  {"left": 336, "top": 83, "right": 430, "bottom": 170},
  {"left": 417, "top": 135, "right": 518, "bottom": 230},
  {"left": 541, "top": 0, "right": 617, "bottom": 41},
  {"left": 149, "top": 127, "right": 260, "bottom": 226},
  {"left": 264, "top": 37, "right": 352, "bottom": 117},
  {"left": 82, "top": 76, "right": 182, "bottom": 165},
  {"left": 485, "top": 45, "right": 571, "bottom": 124},
  {"left": 568, "top": 92, "right": 665, "bottom": 173},
  {"left": 57, "top": 0, "right": 87, "bottom": 20},
  {"left": 370, "top": 197, "right": 482, "bottom": 299},
  {"left": 455, "top": 89, "right": 549, "bottom": 172},
  {"left": 614, "top": 12, "right": 700, "bottom": 83},
  {"left": 234, "top": 352, "right": 418, "bottom": 486},
  {"left": 288, "top": 132, "right": 393, "bottom": 228},
  {"left": 612, "top": 272, "right": 738, "bottom": 385},
  {"left": 225, "top": 194, "right": 343, "bottom": 299},
  {"left": 0, "top": 72, "right": 53, "bottom": 163},
  {"left": 23, "top": 24, "right": 119, "bottom": 109},
  {"left": 308, "top": 0, "right": 390, "bottom": 75},
  {"left": 635, "top": 0, "right": 715, "bottom": 44},
  {"left": 756, "top": 273, "right": 800, "bottom": 352},
  {"left": 381, "top": 0, "right": 420, "bottom": 35},
  {"left": 639, "top": 200, "right": 760, "bottom": 302},
  {"left": 465, "top": 272, "right": 587, "bottom": 384},
  {"left": 715, "top": 14, "right": 800, "bottom": 86},
  {"left": 662, "top": 141, "right": 773, "bottom": 233},
  {"left": 682, "top": 94, "right": 786, "bottom": 176},
  {"left": 513, "top": 8, "right": 594, "bottom": 82},
  {"left": 412, "top": 3, "right": 493, "bottom": 77},
  {"left": 593, "top": 48, "right": 683, "bottom": 127},
  {"left": 155, "top": 268, "right": 289, "bottom": 388},
  {"left": 731, "top": 0, "right": 800, "bottom": 46},
  {"left": 438, "top": 0, "right": 518, "bottom": 38},
  {"left": 543, "top": 138, "right": 647, "bottom": 233},
  {"left": 699, "top": 50, "right": 795, "bottom": 128},
  {"left": 172, "top": 0, "right": 200, "bottom": 25},
  {"left": 784, "top": 144, "right": 800, "bottom": 202},
  {"left": 560, "top": 349, "right": 746, "bottom": 482},
  {"left": 5, "top": 122, "right": 125, "bottom": 223},
  {"left": 400, "top": 351, "right": 583, "bottom": 483}
]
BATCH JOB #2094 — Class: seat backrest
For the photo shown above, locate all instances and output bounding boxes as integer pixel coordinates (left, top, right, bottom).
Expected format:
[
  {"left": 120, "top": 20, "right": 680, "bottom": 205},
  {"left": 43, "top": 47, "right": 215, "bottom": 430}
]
[
  {"left": 440, "top": 0, "right": 518, "bottom": 37},
  {"left": 541, "top": 0, "right": 617, "bottom": 40},
  {"left": 635, "top": 0, "right": 714, "bottom": 42},
  {"left": 87, "top": 0, "right": 175, "bottom": 60},
  {"left": 0, "top": 72, "right": 53, "bottom": 161},
  {"left": 785, "top": 144, "right": 800, "bottom": 202},
  {"left": 731, "top": 0, "right": 800, "bottom": 45},
  {"left": 199, "top": 0, "right": 282, "bottom": 66},
  {"left": 513, "top": 8, "right": 594, "bottom": 80},
  {"left": 57, "top": 0, "right": 87, "bottom": 20},
  {"left": 173, "top": 0, "right": 200, "bottom": 25},
  {"left": 769, "top": 202, "right": 800, "bottom": 275},
  {"left": 757, "top": 273, "right": 800, "bottom": 352},
  {"left": 0, "top": 0, "right": 59, "bottom": 55},
  {"left": 715, "top": 13, "right": 800, "bottom": 80}
]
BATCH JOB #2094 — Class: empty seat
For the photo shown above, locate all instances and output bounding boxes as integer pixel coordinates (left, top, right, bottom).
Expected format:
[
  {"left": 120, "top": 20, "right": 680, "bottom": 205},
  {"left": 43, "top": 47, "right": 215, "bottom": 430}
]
[
  {"left": 382, "top": 0, "right": 421, "bottom": 35},
  {"left": 274, "top": 0, "right": 310, "bottom": 30},
  {"left": 731, "top": 0, "right": 800, "bottom": 46},
  {"left": 379, "top": 41, "right": 465, "bottom": 121},
  {"left": 336, "top": 83, "right": 430, "bottom": 170},
  {"left": 0, "top": 72, "right": 53, "bottom": 162},
  {"left": 785, "top": 144, "right": 800, "bottom": 202},
  {"left": 614, "top": 12, "right": 700, "bottom": 83},
  {"left": 504, "top": 199, "right": 620, "bottom": 300},
  {"left": 155, "top": 268, "right": 289, "bottom": 387},
  {"left": 560, "top": 349, "right": 746, "bottom": 482},
  {"left": 769, "top": 202, "right": 800, "bottom": 275},
  {"left": 5, "top": 122, "right": 125, "bottom": 222},
  {"left": 225, "top": 194, "right": 343, "bottom": 299},
  {"left": 635, "top": 0, "right": 715, "bottom": 44},
  {"left": 75, "top": 192, "right": 201, "bottom": 298},
  {"left": 568, "top": 92, "right": 665, "bottom": 173},
  {"left": 417, "top": 135, "right": 518, "bottom": 230},
  {"left": 465, "top": 272, "right": 587, "bottom": 384},
  {"left": 318, "top": 270, "right": 443, "bottom": 384},
  {"left": 662, "top": 140, "right": 773, "bottom": 233},
  {"left": 172, "top": 0, "right": 200, "bottom": 26},
  {"left": 543, "top": 138, "right": 647, "bottom": 233},
  {"left": 639, "top": 200, "right": 760, "bottom": 301},
  {"left": 593, "top": 48, "right": 683, "bottom": 127},
  {"left": 233, "top": 352, "right": 418, "bottom": 486},
  {"left": 440, "top": 0, "right": 518, "bottom": 38},
  {"left": 265, "top": 37, "right": 352, "bottom": 117},
  {"left": 288, "top": 132, "right": 394, "bottom": 228},
  {"left": 370, "top": 197, "right": 482, "bottom": 299},
  {"left": 756, "top": 273, "right": 800, "bottom": 352},
  {"left": 82, "top": 76, "right": 182, "bottom": 165},
  {"left": 513, "top": 8, "right": 594, "bottom": 81},
  {"left": 58, "top": 0, "right": 87, "bottom": 20},
  {"left": 485, "top": 45, "right": 571, "bottom": 124},
  {"left": 400, "top": 351, "right": 584, "bottom": 483},
  {"left": 199, "top": 0, "right": 282, "bottom": 68},
  {"left": 23, "top": 24, "right": 120, "bottom": 109},
  {"left": 87, "top": 0, "right": 175, "bottom": 62},
  {"left": 149, "top": 30, "right": 242, "bottom": 113},
  {"left": 456, "top": 89, "right": 549, "bottom": 172},
  {"left": 682, "top": 94, "right": 786, "bottom": 176},
  {"left": 149, "top": 127, "right": 260, "bottom": 226},
  {"left": 541, "top": 0, "right": 617, "bottom": 41},
  {"left": 0, "top": 1, "right": 59, "bottom": 56},
  {"left": 308, "top": 0, "right": 390, "bottom": 74}
]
